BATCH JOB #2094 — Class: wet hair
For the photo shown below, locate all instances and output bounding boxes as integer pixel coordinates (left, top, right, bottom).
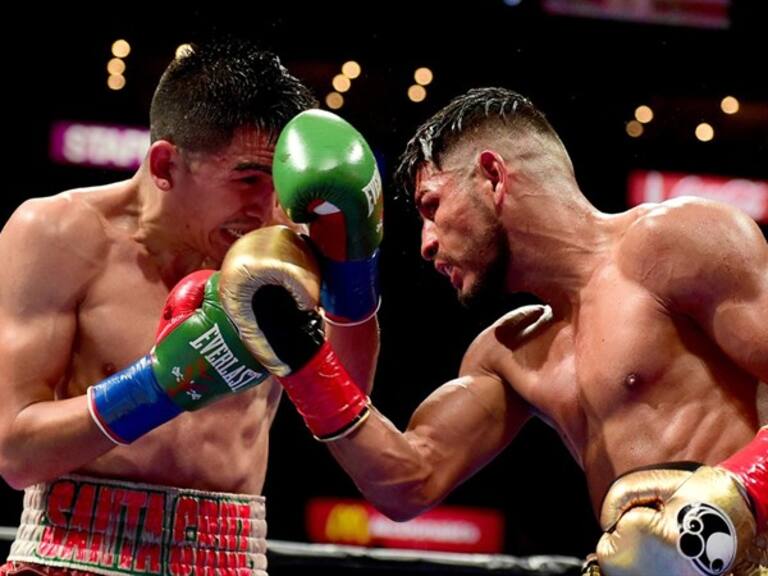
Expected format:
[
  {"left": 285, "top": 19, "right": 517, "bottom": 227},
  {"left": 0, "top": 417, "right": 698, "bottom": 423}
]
[
  {"left": 150, "top": 36, "right": 318, "bottom": 153},
  {"left": 395, "top": 87, "right": 563, "bottom": 201}
]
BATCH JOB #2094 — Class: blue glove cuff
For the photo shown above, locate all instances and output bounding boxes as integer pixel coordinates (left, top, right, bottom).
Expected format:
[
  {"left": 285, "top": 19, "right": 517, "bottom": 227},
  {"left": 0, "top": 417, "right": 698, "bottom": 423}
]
[
  {"left": 88, "top": 354, "right": 182, "bottom": 444},
  {"left": 320, "top": 248, "right": 380, "bottom": 322}
]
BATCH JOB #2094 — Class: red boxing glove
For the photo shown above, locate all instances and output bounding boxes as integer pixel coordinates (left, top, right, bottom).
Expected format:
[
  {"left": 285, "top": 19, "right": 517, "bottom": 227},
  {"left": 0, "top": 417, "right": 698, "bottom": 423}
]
[
  {"left": 598, "top": 428, "right": 768, "bottom": 576},
  {"left": 720, "top": 425, "right": 768, "bottom": 531},
  {"left": 279, "top": 341, "right": 369, "bottom": 440},
  {"left": 218, "top": 225, "right": 370, "bottom": 441},
  {"left": 156, "top": 270, "right": 215, "bottom": 341}
]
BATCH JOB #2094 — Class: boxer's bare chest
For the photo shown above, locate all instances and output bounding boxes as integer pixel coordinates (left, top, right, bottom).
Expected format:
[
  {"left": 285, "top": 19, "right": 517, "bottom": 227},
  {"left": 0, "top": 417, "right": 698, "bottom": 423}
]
[
  {"left": 68, "top": 237, "right": 279, "bottom": 492},
  {"left": 504, "top": 265, "right": 758, "bottom": 507},
  {"left": 67, "top": 242, "right": 169, "bottom": 395},
  {"left": 510, "top": 264, "right": 755, "bottom": 461}
]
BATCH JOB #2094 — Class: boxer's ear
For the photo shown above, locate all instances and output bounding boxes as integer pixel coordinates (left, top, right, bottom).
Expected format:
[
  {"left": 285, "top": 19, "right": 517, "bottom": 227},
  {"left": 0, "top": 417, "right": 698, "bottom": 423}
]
[
  {"left": 478, "top": 150, "right": 507, "bottom": 210},
  {"left": 148, "top": 140, "right": 178, "bottom": 191}
]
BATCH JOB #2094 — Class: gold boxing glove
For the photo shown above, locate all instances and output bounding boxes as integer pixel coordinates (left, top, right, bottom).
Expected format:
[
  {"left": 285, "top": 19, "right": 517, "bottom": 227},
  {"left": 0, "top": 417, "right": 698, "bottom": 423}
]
[
  {"left": 219, "top": 225, "right": 371, "bottom": 441},
  {"left": 597, "top": 464, "right": 764, "bottom": 576},
  {"left": 219, "top": 225, "right": 321, "bottom": 376},
  {"left": 581, "top": 553, "right": 602, "bottom": 575}
]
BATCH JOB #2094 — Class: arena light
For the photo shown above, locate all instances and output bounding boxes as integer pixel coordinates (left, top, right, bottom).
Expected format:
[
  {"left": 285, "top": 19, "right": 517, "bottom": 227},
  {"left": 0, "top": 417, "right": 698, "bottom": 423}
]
[
  {"left": 342, "top": 60, "right": 361, "bottom": 79},
  {"left": 107, "top": 74, "right": 126, "bottom": 91},
  {"left": 175, "top": 43, "right": 194, "bottom": 59},
  {"left": 408, "top": 84, "right": 427, "bottom": 103},
  {"left": 111, "top": 39, "right": 131, "bottom": 58},
  {"left": 721, "top": 95, "right": 739, "bottom": 114},
  {"left": 695, "top": 122, "right": 714, "bottom": 142},
  {"left": 107, "top": 58, "right": 125, "bottom": 75},
  {"left": 332, "top": 74, "right": 351, "bottom": 93},
  {"left": 325, "top": 92, "right": 344, "bottom": 110},
  {"left": 542, "top": 0, "right": 729, "bottom": 28},
  {"left": 625, "top": 120, "right": 644, "bottom": 137},
  {"left": 628, "top": 170, "right": 768, "bottom": 224},
  {"left": 50, "top": 121, "right": 150, "bottom": 170},
  {"left": 414, "top": 67, "right": 433, "bottom": 86},
  {"left": 634, "top": 105, "right": 653, "bottom": 124},
  {"left": 307, "top": 498, "right": 505, "bottom": 553}
]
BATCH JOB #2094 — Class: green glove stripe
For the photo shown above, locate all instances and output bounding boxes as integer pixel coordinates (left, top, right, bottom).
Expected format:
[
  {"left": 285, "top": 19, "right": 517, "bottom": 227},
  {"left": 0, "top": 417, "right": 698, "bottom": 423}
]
[
  {"left": 274, "top": 110, "right": 383, "bottom": 260},
  {"left": 153, "top": 275, "right": 269, "bottom": 411}
]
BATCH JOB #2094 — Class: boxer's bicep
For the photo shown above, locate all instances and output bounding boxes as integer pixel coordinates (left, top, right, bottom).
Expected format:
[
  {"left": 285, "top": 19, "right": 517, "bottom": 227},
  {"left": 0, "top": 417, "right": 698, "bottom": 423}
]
[
  {"left": 0, "top": 198, "right": 99, "bottom": 423},
  {"left": 390, "top": 308, "right": 541, "bottom": 507},
  {"left": 404, "top": 372, "right": 531, "bottom": 500},
  {"left": 0, "top": 306, "right": 77, "bottom": 409},
  {"left": 666, "top": 207, "right": 767, "bottom": 381},
  {"left": 0, "top": 199, "right": 116, "bottom": 486},
  {"left": 325, "top": 307, "right": 541, "bottom": 519},
  {"left": 704, "top": 249, "right": 768, "bottom": 382},
  {"left": 327, "top": 372, "right": 530, "bottom": 520}
]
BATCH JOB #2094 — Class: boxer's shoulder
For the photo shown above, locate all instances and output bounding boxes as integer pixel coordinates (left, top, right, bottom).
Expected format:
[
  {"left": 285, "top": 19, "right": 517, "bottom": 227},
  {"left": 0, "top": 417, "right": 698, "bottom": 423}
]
[
  {"left": 620, "top": 198, "right": 755, "bottom": 263},
  {"left": 461, "top": 305, "right": 555, "bottom": 377},
  {"left": 5, "top": 190, "right": 109, "bottom": 247},
  {"left": 1, "top": 193, "right": 110, "bottom": 301}
]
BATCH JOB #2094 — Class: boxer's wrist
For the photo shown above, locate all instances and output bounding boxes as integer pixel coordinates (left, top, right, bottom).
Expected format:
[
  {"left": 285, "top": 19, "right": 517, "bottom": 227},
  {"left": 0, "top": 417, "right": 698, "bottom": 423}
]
[
  {"left": 89, "top": 271, "right": 270, "bottom": 445},
  {"left": 319, "top": 249, "right": 380, "bottom": 323},
  {"left": 719, "top": 426, "right": 768, "bottom": 529},
  {"left": 87, "top": 355, "right": 182, "bottom": 445},
  {"left": 274, "top": 110, "right": 383, "bottom": 325},
  {"left": 217, "top": 227, "right": 370, "bottom": 441},
  {"left": 279, "top": 341, "right": 370, "bottom": 441}
]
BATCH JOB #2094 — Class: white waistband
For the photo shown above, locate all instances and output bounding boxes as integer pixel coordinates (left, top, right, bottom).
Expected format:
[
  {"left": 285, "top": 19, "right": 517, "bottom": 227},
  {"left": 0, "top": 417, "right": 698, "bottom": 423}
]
[{"left": 8, "top": 474, "right": 267, "bottom": 576}]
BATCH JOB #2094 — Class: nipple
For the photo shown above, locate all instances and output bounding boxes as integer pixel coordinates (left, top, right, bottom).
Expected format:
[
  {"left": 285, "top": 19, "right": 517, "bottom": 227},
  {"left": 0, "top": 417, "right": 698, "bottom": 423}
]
[{"left": 624, "top": 373, "right": 641, "bottom": 388}]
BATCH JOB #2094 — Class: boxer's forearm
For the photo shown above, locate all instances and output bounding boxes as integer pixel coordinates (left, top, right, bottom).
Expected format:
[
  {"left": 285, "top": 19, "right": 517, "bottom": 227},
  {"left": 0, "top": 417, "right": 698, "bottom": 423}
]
[
  {"left": 326, "top": 316, "right": 380, "bottom": 396},
  {"left": 328, "top": 407, "right": 442, "bottom": 521},
  {"left": 326, "top": 374, "right": 530, "bottom": 520},
  {"left": 0, "top": 395, "right": 115, "bottom": 489}
]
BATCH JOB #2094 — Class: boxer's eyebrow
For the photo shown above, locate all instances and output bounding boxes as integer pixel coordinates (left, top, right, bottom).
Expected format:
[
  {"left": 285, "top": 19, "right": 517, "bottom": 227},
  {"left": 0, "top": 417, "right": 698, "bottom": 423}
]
[{"left": 234, "top": 162, "right": 272, "bottom": 174}]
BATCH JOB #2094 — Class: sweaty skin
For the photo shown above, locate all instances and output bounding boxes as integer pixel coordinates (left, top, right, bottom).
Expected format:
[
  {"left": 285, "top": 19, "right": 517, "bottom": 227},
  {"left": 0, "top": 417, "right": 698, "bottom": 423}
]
[
  {"left": 325, "top": 158, "right": 766, "bottom": 520},
  {"left": 484, "top": 203, "right": 762, "bottom": 511},
  {"left": 0, "top": 126, "right": 377, "bottom": 494}
]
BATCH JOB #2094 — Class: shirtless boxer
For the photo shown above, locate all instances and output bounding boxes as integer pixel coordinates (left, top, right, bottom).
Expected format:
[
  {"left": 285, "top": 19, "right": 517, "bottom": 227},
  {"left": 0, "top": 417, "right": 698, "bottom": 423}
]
[
  {"left": 228, "top": 87, "right": 766, "bottom": 575},
  {"left": 0, "top": 38, "right": 381, "bottom": 576}
]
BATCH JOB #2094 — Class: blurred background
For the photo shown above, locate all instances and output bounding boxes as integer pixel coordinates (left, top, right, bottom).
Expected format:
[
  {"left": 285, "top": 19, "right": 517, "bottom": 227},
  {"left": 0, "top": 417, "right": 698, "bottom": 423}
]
[{"left": 1, "top": 0, "right": 766, "bottom": 566}]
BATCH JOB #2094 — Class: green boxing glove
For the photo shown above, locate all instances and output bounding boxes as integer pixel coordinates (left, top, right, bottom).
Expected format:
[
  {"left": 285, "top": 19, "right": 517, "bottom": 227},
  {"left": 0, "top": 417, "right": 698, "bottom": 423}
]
[
  {"left": 273, "top": 109, "right": 383, "bottom": 324},
  {"left": 88, "top": 270, "right": 268, "bottom": 444}
]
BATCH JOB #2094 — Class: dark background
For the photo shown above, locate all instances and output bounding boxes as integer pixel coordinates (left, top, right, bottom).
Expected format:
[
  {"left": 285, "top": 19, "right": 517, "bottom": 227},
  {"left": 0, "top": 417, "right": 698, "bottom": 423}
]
[{"left": 1, "top": 0, "right": 766, "bottom": 563}]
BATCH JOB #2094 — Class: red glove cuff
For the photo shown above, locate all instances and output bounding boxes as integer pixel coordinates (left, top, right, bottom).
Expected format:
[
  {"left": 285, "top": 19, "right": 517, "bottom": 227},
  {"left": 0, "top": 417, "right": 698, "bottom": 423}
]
[
  {"left": 720, "top": 426, "right": 768, "bottom": 530},
  {"left": 155, "top": 269, "right": 215, "bottom": 341},
  {"left": 280, "top": 341, "right": 369, "bottom": 440}
]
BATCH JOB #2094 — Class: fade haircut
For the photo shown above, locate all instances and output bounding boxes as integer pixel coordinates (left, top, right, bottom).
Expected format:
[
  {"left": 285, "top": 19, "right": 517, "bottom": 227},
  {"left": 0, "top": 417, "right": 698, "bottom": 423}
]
[
  {"left": 395, "top": 87, "right": 567, "bottom": 201},
  {"left": 150, "top": 36, "right": 318, "bottom": 153}
]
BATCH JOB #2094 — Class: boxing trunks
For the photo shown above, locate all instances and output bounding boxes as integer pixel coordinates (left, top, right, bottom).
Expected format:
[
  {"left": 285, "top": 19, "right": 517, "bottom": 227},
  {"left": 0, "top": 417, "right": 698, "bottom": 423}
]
[{"left": 3, "top": 475, "right": 267, "bottom": 576}]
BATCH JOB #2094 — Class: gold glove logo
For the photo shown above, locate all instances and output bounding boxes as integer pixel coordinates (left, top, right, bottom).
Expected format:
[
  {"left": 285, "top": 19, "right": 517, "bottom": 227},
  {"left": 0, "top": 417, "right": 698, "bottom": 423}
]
[{"left": 677, "top": 502, "right": 737, "bottom": 576}]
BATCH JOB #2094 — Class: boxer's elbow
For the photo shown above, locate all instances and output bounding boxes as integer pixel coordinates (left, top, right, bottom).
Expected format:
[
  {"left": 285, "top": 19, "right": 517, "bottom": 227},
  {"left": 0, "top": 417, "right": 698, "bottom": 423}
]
[
  {"left": 371, "top": 481, "right": 444, "bottom": 521},
  {"left": 1, "top": 468, "right": 33, "bottom": 491},
  {"left": 331, "top": 418, "right": 447, "bottom": 520},
  {"left": 0, "top": 419, "right": 49, "bottom": 490},
  {"left": 375, "top": 497, "right": 432, "bottom": 522},
  {"left": 0, "top": 446, "right": 35, "bottom": 490},
  {"left": 362, "top": 463, "right": 445, "bottom": 521}
]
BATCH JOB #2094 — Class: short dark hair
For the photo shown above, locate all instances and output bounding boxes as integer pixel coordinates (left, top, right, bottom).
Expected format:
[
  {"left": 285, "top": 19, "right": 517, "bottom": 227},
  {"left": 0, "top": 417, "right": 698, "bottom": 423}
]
[
  {"left": 395, "top": 87, "right": 559, "bottom": 200},
  {"left": 150, "top": 36, "right": 318, "bottom": 152}
]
